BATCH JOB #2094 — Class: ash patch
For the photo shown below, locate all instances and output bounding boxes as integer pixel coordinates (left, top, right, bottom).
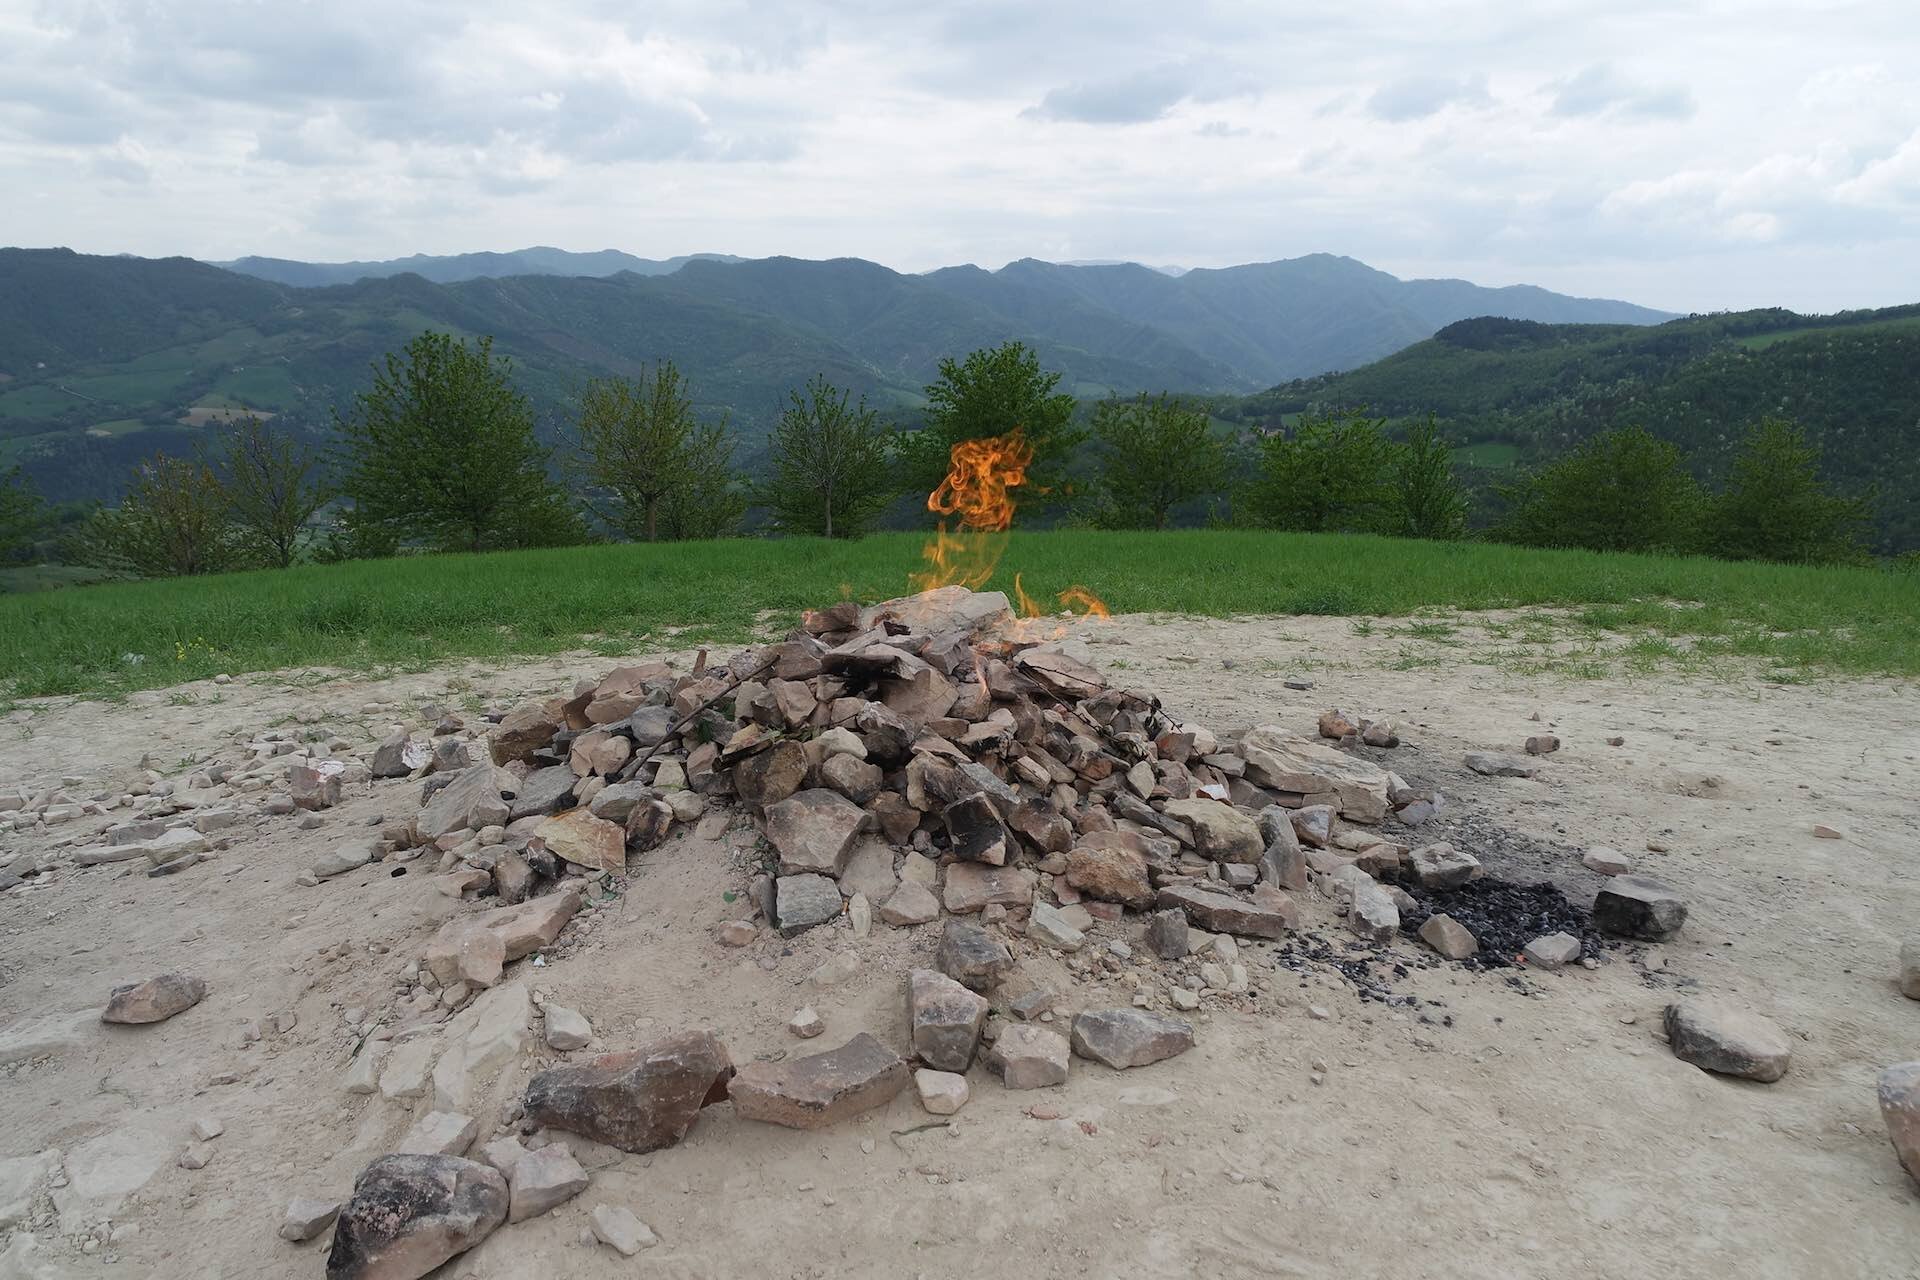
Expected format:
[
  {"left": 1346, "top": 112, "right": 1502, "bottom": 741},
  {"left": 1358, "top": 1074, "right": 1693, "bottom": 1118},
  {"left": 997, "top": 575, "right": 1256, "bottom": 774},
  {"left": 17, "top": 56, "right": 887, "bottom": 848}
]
[{"left": 1399, "top": 878, "right": 1605, "bottom": 970}]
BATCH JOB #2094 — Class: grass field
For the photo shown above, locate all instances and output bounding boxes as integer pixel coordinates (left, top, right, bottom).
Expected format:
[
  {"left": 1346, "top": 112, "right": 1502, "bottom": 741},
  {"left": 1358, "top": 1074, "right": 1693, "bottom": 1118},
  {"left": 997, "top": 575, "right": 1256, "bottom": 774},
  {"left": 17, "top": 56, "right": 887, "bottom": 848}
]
[{"left": 1, "top": 531, "right": 1915, "bottom": 699}]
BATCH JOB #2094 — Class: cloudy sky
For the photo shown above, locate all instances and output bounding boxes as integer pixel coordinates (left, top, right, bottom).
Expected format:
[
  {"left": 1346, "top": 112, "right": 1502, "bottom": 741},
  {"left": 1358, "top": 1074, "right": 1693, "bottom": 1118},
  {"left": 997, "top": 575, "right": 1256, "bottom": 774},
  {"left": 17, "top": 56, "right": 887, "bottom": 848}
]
[{"left": 3, "top": 0, "right": 1917, "bottom": 313}]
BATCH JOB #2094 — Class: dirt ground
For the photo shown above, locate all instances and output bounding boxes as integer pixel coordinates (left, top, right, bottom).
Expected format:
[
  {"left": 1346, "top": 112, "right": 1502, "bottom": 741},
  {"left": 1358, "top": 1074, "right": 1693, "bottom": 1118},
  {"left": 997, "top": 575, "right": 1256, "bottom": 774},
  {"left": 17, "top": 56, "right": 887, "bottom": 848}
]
[{"left": 2, "top": 610, "right": 1918, "bottom": 1280}]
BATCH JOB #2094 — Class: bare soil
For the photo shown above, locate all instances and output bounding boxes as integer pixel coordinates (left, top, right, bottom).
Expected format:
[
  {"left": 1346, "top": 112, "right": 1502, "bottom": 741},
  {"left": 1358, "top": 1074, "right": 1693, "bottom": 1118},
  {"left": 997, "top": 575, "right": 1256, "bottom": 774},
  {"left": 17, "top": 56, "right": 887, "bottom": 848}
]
[{"left": 2, "top": 611, "right": 1918, "bottom": 1279}]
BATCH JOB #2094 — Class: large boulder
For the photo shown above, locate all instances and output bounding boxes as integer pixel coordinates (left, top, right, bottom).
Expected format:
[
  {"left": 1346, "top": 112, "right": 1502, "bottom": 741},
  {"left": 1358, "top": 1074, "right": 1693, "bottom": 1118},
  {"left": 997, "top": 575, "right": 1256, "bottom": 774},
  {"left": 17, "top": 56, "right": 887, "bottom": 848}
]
[
  {"left": 522, "top": 1031, "right": 734, "bottom": 1154},
  {"left": 325, "top": 1154, "right": 508, "bottom": 1280},
  {"left": 1238, "top": 728, "right": 1390, "bottom": 822}
]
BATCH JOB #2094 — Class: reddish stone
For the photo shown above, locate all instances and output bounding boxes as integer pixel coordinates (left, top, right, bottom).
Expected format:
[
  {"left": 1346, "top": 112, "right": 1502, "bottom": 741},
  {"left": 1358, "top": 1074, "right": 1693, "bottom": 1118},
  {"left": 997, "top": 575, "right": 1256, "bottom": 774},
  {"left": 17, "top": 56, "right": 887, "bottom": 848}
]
[
  {"left": 522, "top": 1031, "right": 734, "bottom": 1154},
  {"left": 728, "top": 1032, "right": 910, "bottom": 1130}
]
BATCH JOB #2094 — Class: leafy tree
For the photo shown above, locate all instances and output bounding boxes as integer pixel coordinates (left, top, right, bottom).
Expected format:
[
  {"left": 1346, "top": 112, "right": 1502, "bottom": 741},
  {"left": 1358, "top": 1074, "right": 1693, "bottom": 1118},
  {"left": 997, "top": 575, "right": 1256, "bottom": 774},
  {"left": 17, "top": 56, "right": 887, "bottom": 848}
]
[
  {"left": 0, "top": 467, "right": 44, "bottom": 563},
  {"left": 761, "top": 375, "right": 896, "bottom": 538},
  {"left": 1389, "top": 416, "right": 1469, "bottom": 540},
  {"left": 574, "top": 362, "right": 743, "bottom": 541},
  {"left": 335, "top": 332, "right": 573, "bottom": 553},
  {"left": 1087, "top": 393, "right": 1227, "bottom": 529},
  {"left": 1240, "top": 410, "right": 1396, "bottom": 533},
  {"left": 901, "top": 342, "right": 1083, "bottom": 517},
  {"left": 79, "top": 452, "right": 235, "bottom": 577},
  {"left": 1705, "top": 418, "right": 1868, "bottom": 564},
  {"left": 220, "top": 415, "right": 328, "bottom": 568},
  {"left": 1495, "top": 426, "right": 1702, "bottom": 553}
]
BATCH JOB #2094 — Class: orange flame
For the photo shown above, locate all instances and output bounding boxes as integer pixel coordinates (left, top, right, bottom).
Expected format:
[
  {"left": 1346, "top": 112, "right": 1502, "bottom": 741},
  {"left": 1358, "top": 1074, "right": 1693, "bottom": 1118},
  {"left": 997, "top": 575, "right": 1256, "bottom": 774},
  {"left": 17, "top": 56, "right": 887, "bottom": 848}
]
[{"left": 911, "top": 428, "right": 1111, "bottom": 626}]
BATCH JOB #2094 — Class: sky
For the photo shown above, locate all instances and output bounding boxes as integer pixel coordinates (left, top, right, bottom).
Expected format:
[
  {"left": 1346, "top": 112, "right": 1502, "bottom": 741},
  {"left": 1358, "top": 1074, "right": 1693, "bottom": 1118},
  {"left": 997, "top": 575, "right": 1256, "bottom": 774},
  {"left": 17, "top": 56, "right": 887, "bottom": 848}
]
[{"left": 2, "top": 0, "right": 1917, "bottom": 314}]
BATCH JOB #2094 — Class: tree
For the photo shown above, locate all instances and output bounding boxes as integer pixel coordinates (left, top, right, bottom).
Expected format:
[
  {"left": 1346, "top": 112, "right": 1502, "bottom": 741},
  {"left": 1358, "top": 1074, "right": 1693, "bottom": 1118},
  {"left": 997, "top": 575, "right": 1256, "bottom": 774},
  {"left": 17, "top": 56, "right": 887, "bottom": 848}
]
[
  {"left": 1087, "top": 393, "right": 1227, "bottom": 529},
  {"left": 1240, "top": 410, "right": 1396, "bottom": 533},
  {"left": 79, "top": 452, "right": 235, "bottom": 577},
  {"left": 574, "top": 362, "right": 743, "bottom": 541},
  {"left": 901, "top": 342, "right": 1083, "bottom": 517},
  {"left": 761, "top": 375, "right": 896, "bottom": 538},
  {"left": 220, "top": 415, "right": 328, "bottom": 568},
  {"left": 335, "top": 332, "right": 573, "bottom": 552},
  {"left": 0, "top": 467, "right": 44, "bottom": 563},
  {"left": 1705, "top": 418, "right": 1869, "bottom": 563},
  {"left": 1495, "top": 426, "right": 1702, "bottom": 553},
  {"left": 1389, "top": 416, "right": 1469, "bottom": 540}
]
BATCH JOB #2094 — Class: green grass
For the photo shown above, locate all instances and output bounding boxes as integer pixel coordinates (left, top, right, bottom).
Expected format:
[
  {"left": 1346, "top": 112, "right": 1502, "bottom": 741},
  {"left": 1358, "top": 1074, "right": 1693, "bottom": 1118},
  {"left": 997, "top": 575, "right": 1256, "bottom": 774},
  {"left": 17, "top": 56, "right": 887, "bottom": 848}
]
[{"left": 1, "top": 530, "right": 1915, "bottom": 698}]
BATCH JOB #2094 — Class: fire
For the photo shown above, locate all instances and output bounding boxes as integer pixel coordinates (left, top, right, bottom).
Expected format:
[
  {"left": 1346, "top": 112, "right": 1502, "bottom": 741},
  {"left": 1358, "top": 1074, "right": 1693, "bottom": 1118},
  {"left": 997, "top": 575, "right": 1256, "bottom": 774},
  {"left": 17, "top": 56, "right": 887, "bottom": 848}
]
[{"left": 910, "top": 429, "right": 1111, "bottom": 624}]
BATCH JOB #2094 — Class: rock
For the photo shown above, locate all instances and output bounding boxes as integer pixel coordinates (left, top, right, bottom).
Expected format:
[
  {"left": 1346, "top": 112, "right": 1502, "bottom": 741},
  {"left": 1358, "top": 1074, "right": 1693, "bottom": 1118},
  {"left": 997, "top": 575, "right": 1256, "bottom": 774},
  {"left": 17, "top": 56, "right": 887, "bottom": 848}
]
[
  {"left": 421, "top": 889, "right": 582, "bottom": 984},
  {"left": 1876, "top": 1062, "right": 1920, "bottom": 1184},
  {"left": 936, "top": 918, "right": 1013, "bottom": 992},
  {"left": 396, "top": 1111, "right": 481, "bottom": 1158},
  {"left": 1464, "top": 751, "right": 1539, "bottom": 778},
  {"left": 589, "top": 1204, "right": 659, "bottom": 1256},
  {"left": 733, "top": 740, "right": 809, "bottom": 808},
  {"left": 789, "top": 1006, "right": 825, "bottom": 1038},
  {"left": 1901, "top": 941, "right": 1920, "bottom": 1000},
  {"left": 1522, "top": 932, "right": 1582, "bottom": 969},
  {"left": 477, "top": 1138, "right": 527, "bottom": 1178},
  {"left": 1169, "top": 987, "right": 1200, "bottom": 1011},
  {"left": 838, "top": 839, "right": 899, "bottom": 902},
  {"left": 765, "top": 789, "right": 866, "bottom": 877},
  {"left": 290, "top": 764, "right": 342, "bottom": 811},
  {"left": 1582, "top": 846, "right": 1633, "bottom": 876},
  {"left": 1155, "top": 884, "right": 1294, "bottom": 939},
  {"left": 730, "top": 1032, "right": 910, "bottom": 1129},
  {"left": 488, "top": 701, "right": 559, "bottom": 766},
  {"left": 508, "top": 766, "right": 576, "bottom": 821},
  {"left": 1291, "top": 804, "right": 1334, "bottom": 848},
  {"left": 1160, "top": 798, "right": 1262, "bottom": 862},
  {"left": 279, "top": 1196, "right": 342, "bottom": 1243},
  {"left": 713, "top": 919, "right": 756, "bottom": 947},
  {"left": 1238, "top": 728, "right": 1390, "bottom": 822},
  {"left": 1361, "top": 721, "right": 1398, "bottom": 748},
  {"left": 1813, "top": 823, "right": 1843, "bottom": 840},
  {"left": 1318, "top": 709, "right": 1359, "bottom": 739},
  {"left": 1027, "top": 902, "right": 1086, "bottom": 952},
  {"left": 819, "top": 754, "right": 885, "bottom": 806},
  {"left": 987, "top": 1023, "right": 1070, "bottom": 1089},
  {"left": 522, "top": 1031, "right": 733, "bottom": 1153},
  {"left": 1662, "top": 998, "right": 1791, "bottom": 1082},
  {"left": 1147, "top": 907, "right": 1190, "bottom": 959},
  {"left": 1008, "top": 798, "right": 1073, "bottom": 853},
  {"left": 506, "top": 1144, "right": 588, "bottom": 1223},
  {"left": 1256, "top": 806, "right": 1307, "bottom": 891},
  {"left": 380, "top": 1040, "right": 435, "bottom": 1100},
  {"left": 775, "top": 874, "right": 843, "bottom": 936},
  {"left": 325, "top": 1154, "right": 508, "bottom": 1280},
  {"left": 1348, "top": 883, "right": 1399, "bottom": 944},
  {"left": 914, "top": 1068, "right": 970, "bottom": 1115},
  {"left": 101, "top": 973, "right": 206, "bottom": 1024},
  {"left": 533, "top": 810, "right": 625, "bottom": 875},
  {"left": 942, "top": 863, "right": 1035, "bottom": 914},
  {"left": 1069, "top": 1009, "right": 1195, "bottom": 1069},
  {"left": 418, "top": 766, "right": 514, "bottom": 839},
  {"left": 450, "top": 928, "right": 504, "bottom": 989},
  {"left": 624, "top": 799, "right": 675, "bottom": 851},
  {"left": 878, "top": 880, "right": 939, "bottom": 926},
  {"left": 1064, "top": 841, "right": 1154, "bottom": 909},
  {"left": 1407, "top": 841, "right": 1480, "bottom": 889},
  {"left": 942, "top": 793, "right": 1011, "bottom": 866},
  {"left": 1417, "top": 913, "right": 1478, "bottom": 960},
  {"left": 907, "top": 969, "right": 989, "bottom": 1071},
  {"left": 1593, "top": 876, "right": 1688, "bottom": 941},
  {"left": 1525, "top": 734, "right": 1560, "bottom": 755},
  {"left": 544, "top": 1004, "right": 591, "bottom": 1051},
  {"left": 370, "top": 731, "right": 415, "bottom": 779},
  {"left": 312, "top": 847, "right": 374, "bottom": 880},
  {"left": 191, "top": 1116, "right": 224, "bottom": 1141},
  {"left": 848, "top": 892, "right": 872, "bottom": 937},
  {"left": 807, "top": 951, "right": 862, "bottom": 988}
]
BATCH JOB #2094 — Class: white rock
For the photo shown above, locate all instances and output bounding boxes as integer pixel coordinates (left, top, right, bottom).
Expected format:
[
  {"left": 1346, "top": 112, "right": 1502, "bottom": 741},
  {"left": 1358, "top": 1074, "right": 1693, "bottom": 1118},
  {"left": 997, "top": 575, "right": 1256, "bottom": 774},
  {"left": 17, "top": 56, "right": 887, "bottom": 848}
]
[
  {"left": 543, "top": 1003, "right": 592, "bottom": 1051},
  {"left": 395, "top": 1110, "right": 480, "bottom": 1157},
  {"left": 590, "top": 1204, "right": 659, "bottom": 1256}
]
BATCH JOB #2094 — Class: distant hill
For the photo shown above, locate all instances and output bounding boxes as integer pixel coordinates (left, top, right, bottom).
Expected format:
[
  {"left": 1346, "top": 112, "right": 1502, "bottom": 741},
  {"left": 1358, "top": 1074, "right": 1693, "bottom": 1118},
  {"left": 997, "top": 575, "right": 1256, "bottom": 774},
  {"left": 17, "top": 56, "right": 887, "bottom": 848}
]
[
  {"left": 1217, "top": 307, "right": 1920, "bottom": 552},
  {"left": 212, "top": 247, "right": 744, "bottom": 288},
  {"left": 0, "top": 246, "right": 1672, "bottom": 507}
]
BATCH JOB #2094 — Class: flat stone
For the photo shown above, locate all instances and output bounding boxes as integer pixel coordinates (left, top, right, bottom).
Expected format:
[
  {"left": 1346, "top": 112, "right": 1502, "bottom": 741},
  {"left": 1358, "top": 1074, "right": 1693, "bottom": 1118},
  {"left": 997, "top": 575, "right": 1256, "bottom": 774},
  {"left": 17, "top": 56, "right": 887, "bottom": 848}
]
[
  {"left": 878, "top": 880, "right": 939, "bottom": 926},
  {"left": 589, "top": 1204, "right": 659, "bottom": 1256},
  {"left": 53, "top": 1124, "right": 173, "bottom": 1220},
  {"left": 1069, "top": 1008, "right": 1195, "bottom": 1069},
  {"left": 1147, "top": 907, "right": 1190, "bottom": 959},
  {"left": 1593, "top": 876, "right": 1688, "bottom": 941},
  {"left": 1408, "top": 841, "right": 1479, "bottom": 889},
  {"left": 807, "top": 951, "right": 862, "bottom": 988},
  {"left": 523, "top": 1030, "right": 733, "bottom": 1153},
  {"left": 775, "top": 874, "right": 843, "bottom": 937},
  {"left": 544, "top": 1003, "right": 592, "bottom": 1051},
  {"left": 396, "top": 1111, "right": 481, "bottom": 1158},
  {"left": 508, "top": 766, "right": 576, "bottom": 821},
  {"left": 1418, "top": 913, "right": 1478, "bottom": 960},
  {"left": 451, "top": 928, "right": 505, "bottom": 989},
  {"left": 313, "top": 847, "right": 374, "bottom": 880},
  {"left": 422, "top": 889, "right": 582, "bottom": 983},
  {"left": 380, "top": 1039, "right": 435, "bottom": 1100},
  {"left": 326, "top": 1154, "right": 507, "bottom": 1280},
  {"left": 279, "top": 1195, "right": 342, "bottom": 1243},
  {"left": 1027, "top": 902, "right": 1086, "bottom": 952},
  {"left": 914, "top": 1068, "right": 969, "bottom": 1115},
  {"left": 1583, "top": 846, "right": 1633, "bottom": 876},
  {"left": 101, "top": 973, "right": 206, "bottom": 1024},
  {"left": 1348, "top": 882, "right": 1400, "bottom": 944},
  {"left": 534, "top": 810, "right": 625, "bottom": 875},
  {"left": 907, "top": 969, "right": 989, "bottom": 1072},
  {"left": 838, "top": 839, "right": 899, "bottom": 902},
  {"left": 1155, "top": 884, "right": 1294, "bottom": 940},
  {"left": 765, "top": 789, "right": 866, "bottom": 876},
  {"left": 1160, "top": 798, "right": 1262, "bottom": 862},
  {"left": 1877, "top": 1061, "right": 1920, "bottom": 1185},
  {"left": 1522, "top": 932, "right": 1582, "bottom": 969},
  {"left": 1464, "top": 751, "right": 1539, "bottom": 778},
  {"left": 1663, "top": 998, "right": 1790, "bottom": 1082},
  {"left": 418, "top": 765, "right": 514, "bottom": 839},
  {"left": 729, "top": 1032, "right": 910, "bottom": 1130},
  {"left": 1064, "top": 841, "right": 1153, "bottom": 909},
  {"left": 987, "top": 1023, "right": 1070, "bottom": 1089},
  {"left": 1239, "top": 728, "right": 1390, "bottom": 822},
  {"left": 936, "top": 918, "right": 1013, "bottom": 992},
  {"left": 942, "top": 863, "right": 1035, "bottom": 914},
  {"left": 1291, "top": 804, "right": 1334, "bottom": 848},
  {"left": 507, "top": 1144, "right": 588, "bottom": 1223}
]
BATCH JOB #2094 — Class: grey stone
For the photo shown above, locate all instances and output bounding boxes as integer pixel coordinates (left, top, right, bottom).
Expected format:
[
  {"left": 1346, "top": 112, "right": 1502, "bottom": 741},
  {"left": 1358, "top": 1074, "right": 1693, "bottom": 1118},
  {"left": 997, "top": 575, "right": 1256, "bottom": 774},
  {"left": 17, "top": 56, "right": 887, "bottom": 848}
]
[
  {"left": 102, "top": 973, "right": 206, "bottom": 1024},
  {"left": 1663, "top": 998, "right": 1791, "bottom": 1082},
  {"left": 1464, "top": 751, "right": 1539, "bottom": 778},
  {"left": 507, "top": 1144, "right": 588, "bottom": 1223},
  {"left": 1408, "top": 841, "right": 1480, "bottom": 889},
  {"left": 508, "top": 766, "right": 577, "bottom": 820},
  {"left": 987, "top": 1023, "right": 1070, "bottom": 1089},
  {"left": 1902, "top": 940, "right": 1920, "bottom": 1000},
  {"left": 765, "top": 789, "right": 866, "bottom": 877},
  {"left": 1522, "top": 932, "right": 1582, "bottom": 969},
  {"left": 1027, "top": 902, "right": 1086, "bottom": 952},
  {"left": 522, "top": 1030, "right": 733, "bottom": 1154},
  {"left": 396, "top": 1111, "right": 480, "bottom": 1158},
  {"left": 279, "top": 1195, "right": 342, "bottom": 1242},
  {"left": 878, "top": 880, "right": 939, "bottom": 927},
  {"left": 907, "top": 969, "right": 989, "bottom": 1072},
  {"left": 1147, "top": 907, "right": 1190, "bottom": 959},
  {"left": 1593, "top": 876, "right": 1687, "bottom": 941},
  {"left": 1583, "top": 846, "right": 1633, "bottom": 876},
  {"left": 589, "top": 1204, "right": 659, "bottom": 1256},
  {"left": 325, "top": 1154, "right": 506, "bottom": 1280},
  {"left": 729, "top": 1032, "right": 910, "bottom": 1129},
  {"left": 936, "top": 918, "right": 1013, "bottom": 992},
  {"left": 775, "top": 874, "right": 843, "bottom": 937},
  {"left": 1417, "top": 913, "right": 1478, "bottom": 960},
  {"left": 1069, "top": 1008, "right": 1195, "bottom": 1069},
  {"left": 1348, "top": 883, "right": 1399, "bottom": 944},
  {"left": 544, "top": 1003, "right": 591, "bottom": 1051},
  {"left": 1877, "top": 1061, "right": 1920, "bottom": 1185},
  {"left": 1159, "top": 798, "right": 1262, "bottom": 862}
]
